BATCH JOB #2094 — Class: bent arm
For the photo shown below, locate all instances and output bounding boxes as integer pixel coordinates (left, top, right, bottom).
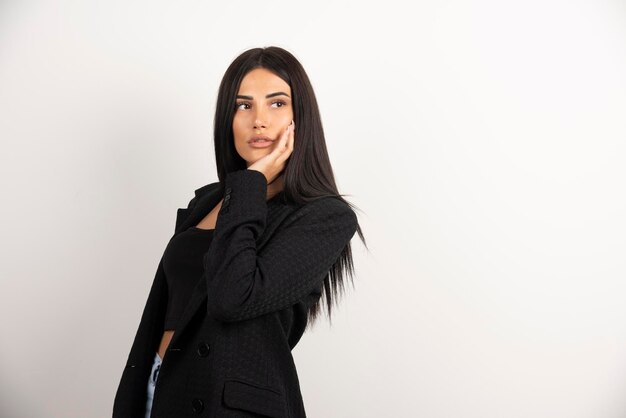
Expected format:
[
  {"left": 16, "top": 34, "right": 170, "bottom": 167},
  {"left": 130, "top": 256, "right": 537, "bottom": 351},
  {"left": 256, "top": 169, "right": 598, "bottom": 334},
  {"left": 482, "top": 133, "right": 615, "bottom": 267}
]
[{"left": 203, "top": 169, "right": 357, "bottom": 322}]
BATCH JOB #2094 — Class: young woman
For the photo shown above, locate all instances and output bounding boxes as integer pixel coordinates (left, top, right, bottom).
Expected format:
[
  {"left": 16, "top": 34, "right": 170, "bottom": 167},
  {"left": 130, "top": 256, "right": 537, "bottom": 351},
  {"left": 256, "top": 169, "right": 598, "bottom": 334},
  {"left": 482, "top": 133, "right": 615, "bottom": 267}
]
[{"left": 113, "top": 46, "right": 365, "bottom": 418}]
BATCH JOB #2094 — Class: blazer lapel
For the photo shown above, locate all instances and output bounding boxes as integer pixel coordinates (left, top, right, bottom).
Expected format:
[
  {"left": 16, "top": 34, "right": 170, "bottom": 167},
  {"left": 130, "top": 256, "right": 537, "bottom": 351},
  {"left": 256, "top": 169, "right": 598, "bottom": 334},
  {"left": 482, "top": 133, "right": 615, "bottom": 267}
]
[
  {"left": 167, "top": 183, "right": 222, "bottom": 348},
  {"left": 174, "top": 183, "right": 223, "bottom": 234}
]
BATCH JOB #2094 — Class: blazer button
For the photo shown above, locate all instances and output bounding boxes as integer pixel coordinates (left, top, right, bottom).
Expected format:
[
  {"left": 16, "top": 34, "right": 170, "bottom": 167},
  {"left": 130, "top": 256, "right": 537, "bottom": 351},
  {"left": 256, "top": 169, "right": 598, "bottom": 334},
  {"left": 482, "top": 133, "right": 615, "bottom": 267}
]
[
  {"left": 225, "top": 187, "right": 232, "bottom": 194},
  {"left": 224, "top": 194, "right": 231, "bottom": 201},
  {"left": 197, "top": 342, "right": 210, "bottom": 357},
  {"left": 192, "top": 398, "right": 204, "bottom": 413}
]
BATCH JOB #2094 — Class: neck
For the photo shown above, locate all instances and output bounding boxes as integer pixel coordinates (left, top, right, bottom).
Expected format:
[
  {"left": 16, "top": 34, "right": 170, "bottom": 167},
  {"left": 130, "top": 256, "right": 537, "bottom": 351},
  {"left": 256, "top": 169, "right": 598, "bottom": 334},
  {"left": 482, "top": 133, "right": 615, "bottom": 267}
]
[{"left": 267, "top": 173, "right": 284, "bottom": 199}]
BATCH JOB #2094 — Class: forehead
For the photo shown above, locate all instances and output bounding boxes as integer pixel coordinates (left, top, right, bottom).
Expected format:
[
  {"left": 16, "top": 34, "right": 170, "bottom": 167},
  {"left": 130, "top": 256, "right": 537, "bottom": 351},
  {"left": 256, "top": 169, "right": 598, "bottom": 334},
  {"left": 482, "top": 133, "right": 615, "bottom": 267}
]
[{"left": 238, "top": 68, "right": 290, "bottom": 94}]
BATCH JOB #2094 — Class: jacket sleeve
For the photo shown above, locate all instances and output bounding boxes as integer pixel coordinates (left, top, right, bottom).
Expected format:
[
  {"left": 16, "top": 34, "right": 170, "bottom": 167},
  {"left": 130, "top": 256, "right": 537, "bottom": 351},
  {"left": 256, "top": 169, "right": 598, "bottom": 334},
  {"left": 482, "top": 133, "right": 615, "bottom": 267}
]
[{"left": 203, "top": 168, "right": 358, "bottom": 322}]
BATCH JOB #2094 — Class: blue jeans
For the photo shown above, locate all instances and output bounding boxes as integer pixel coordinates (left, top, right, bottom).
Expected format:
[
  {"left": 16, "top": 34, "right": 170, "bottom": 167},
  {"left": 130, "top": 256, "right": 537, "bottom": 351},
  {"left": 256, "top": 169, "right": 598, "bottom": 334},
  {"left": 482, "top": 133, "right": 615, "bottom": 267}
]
[{"left": 145, "top": 352, "right": 162, "bottom": 418}]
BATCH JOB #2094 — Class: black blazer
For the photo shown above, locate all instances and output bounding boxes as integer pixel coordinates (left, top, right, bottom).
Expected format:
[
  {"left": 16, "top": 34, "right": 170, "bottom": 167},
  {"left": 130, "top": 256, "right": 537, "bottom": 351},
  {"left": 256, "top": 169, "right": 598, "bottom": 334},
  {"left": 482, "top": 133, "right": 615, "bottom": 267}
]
[{"left": 113, "top": 169, "right": 358, "bottom": 418}]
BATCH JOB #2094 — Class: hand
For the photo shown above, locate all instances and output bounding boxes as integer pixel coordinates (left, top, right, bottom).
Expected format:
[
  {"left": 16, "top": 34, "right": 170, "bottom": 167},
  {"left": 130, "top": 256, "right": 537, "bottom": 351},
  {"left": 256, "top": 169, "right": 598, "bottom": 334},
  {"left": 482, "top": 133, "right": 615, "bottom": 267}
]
[{"left": 247, "top": 120, "right": 295, "bottom": 184}]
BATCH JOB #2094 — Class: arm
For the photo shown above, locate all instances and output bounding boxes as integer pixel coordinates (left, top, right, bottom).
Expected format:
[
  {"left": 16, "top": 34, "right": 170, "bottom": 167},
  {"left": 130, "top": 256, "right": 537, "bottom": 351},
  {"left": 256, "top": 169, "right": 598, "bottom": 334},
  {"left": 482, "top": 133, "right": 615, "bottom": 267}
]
[{"left": 203, "top": 169, "right": 358, "bottom": 322}]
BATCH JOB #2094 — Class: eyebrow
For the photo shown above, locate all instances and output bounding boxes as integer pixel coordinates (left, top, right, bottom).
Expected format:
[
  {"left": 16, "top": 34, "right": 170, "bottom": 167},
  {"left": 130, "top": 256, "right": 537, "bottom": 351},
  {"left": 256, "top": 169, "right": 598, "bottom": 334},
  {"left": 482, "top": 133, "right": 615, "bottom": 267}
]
[{"left": 236, "top": 91, "right": 290, "bottom": 100}]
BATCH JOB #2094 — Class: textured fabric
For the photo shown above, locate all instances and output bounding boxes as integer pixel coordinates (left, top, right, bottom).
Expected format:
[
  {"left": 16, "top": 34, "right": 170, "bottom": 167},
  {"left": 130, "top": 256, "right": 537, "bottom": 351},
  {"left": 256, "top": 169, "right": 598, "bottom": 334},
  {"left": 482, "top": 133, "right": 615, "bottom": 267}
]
[
  {"left": 113, "top": 169, "right": 358, "bottom": 418},
  {"left": 162, "top": 227, "right": 215, "bottom": 330}
]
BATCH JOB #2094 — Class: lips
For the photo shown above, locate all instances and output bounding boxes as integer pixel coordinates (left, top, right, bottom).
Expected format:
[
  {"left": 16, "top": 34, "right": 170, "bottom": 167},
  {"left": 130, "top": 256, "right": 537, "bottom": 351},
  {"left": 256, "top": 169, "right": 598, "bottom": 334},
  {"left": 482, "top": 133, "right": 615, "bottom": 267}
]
[{"left": 248, "top": 135, "right": 274, "bottom": 143}]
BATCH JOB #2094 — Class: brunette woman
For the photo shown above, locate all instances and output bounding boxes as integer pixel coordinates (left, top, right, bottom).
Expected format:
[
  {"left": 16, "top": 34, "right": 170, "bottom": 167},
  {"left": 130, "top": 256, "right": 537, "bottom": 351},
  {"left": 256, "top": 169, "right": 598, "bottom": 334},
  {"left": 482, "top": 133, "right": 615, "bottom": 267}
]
[{"left": 113, "top": 46, "right": 365, "bottom": 418}]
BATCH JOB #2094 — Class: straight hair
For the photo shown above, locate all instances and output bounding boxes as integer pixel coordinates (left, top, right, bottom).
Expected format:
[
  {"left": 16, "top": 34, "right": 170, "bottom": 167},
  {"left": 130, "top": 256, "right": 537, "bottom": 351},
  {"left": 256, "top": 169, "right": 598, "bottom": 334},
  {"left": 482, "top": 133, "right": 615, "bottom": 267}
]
[{"left": 212, "top": 46, "right": 368, "bottom": 328}]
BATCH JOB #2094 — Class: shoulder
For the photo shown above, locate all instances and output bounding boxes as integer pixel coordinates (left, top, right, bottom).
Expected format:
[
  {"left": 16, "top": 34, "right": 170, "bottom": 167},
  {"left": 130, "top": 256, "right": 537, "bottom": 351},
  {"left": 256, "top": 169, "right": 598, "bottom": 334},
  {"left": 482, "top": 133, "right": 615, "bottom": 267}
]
[
  {"left": 310, "top": 195, "right": 354, "bottom": 214},
  {"left": 289, "top": 196, "right": 357, "bottom": 229},
  {"left": 194, "top": 181, "right": 221, "bottom": 198},
  {"left": 182, "top": 181, "right": 221, "bottom": 210}
]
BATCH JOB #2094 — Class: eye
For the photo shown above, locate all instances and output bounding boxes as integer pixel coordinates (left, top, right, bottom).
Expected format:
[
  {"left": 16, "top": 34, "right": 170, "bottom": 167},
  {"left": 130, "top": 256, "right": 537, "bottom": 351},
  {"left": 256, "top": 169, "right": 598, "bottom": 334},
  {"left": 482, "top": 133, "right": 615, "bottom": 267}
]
[{"left": 235, "top": 100, "right": 288, "bottom": 111}]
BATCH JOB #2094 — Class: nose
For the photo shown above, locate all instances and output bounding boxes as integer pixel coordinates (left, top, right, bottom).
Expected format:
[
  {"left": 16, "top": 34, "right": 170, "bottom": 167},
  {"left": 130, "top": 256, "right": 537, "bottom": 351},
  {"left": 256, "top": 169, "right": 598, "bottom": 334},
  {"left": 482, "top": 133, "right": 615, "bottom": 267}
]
[
  {"left": 254, "top": 119, "right": 267, "bottom": 131},
  {"left": 253, "top": 108, "right": 269, "bottom": 131}
]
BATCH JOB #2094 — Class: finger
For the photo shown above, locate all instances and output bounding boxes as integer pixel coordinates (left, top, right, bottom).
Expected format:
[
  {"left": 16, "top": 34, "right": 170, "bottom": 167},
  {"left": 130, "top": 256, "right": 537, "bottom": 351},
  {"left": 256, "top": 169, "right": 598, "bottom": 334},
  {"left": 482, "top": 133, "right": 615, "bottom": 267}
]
[
  {"left": 282, "top": 123, "right": 291, "bottom": 150},
  {"left": 284, "top": 124, "right": 294, "bottom": 156},
  {"left": 277, "top": 124, "right": 294, "bottom": 165},
  {"left": 266, "top": 125, "right": 287, "bottom": 163},
  {"left": 278, "top": 122, "right": 291, "bottom": 148},
  {"left": 274, "top": 122, "right": 291, "bottom": 156}
]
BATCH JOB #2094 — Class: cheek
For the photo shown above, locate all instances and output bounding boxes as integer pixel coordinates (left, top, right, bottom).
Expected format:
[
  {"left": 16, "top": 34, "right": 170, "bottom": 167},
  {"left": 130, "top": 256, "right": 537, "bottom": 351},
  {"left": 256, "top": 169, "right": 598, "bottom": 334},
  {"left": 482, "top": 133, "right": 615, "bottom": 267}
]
[
  {"left": 232, "top": 119, "right": 245, "bottom": 141},
  {"left": 232, "top": 120, "right": 251, "bottom": 155}
]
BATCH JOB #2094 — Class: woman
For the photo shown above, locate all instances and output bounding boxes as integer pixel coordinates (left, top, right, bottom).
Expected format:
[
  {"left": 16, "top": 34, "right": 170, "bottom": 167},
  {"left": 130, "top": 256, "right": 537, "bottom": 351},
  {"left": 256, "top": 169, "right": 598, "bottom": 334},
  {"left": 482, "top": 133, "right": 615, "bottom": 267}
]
[{"left": 113, "top": 46, "right": 365, "bottom": 418}]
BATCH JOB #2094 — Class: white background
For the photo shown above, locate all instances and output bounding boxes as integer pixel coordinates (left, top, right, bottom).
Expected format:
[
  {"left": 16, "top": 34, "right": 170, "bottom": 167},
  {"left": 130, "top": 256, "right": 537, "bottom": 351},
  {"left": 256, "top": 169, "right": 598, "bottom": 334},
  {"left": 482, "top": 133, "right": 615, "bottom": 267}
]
[{"left": 1, "top": 1, "right": 625, "bottom": 417}]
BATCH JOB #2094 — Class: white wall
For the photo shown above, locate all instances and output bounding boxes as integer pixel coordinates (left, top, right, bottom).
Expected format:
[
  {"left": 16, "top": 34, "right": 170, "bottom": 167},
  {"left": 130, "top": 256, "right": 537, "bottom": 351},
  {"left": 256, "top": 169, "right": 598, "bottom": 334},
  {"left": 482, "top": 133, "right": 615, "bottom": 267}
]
[{"left": 1, "top": 1, "right": 625, "bottom": 417}]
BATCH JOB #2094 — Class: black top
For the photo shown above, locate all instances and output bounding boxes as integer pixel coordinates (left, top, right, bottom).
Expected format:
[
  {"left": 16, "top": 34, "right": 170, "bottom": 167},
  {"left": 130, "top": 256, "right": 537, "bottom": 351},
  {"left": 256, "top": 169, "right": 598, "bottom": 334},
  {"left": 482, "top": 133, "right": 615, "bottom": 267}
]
[{"left": 161, "top": 226, "right": 215, "bottom": 330}]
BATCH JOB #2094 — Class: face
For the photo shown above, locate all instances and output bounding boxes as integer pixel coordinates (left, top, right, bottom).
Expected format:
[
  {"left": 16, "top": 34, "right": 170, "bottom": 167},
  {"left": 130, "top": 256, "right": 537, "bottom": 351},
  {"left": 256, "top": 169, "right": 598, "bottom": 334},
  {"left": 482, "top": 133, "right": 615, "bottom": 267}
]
[{"left": 232, "top": 68, "right": 294, "bottom": 167}]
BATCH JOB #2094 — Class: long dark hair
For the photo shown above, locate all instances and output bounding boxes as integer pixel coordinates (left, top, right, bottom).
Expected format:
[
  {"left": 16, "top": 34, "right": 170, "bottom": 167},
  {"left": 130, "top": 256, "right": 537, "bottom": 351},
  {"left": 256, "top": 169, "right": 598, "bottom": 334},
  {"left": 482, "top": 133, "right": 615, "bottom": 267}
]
[{"left": 212, "top": 46, "right": 368, "bottom": 328}]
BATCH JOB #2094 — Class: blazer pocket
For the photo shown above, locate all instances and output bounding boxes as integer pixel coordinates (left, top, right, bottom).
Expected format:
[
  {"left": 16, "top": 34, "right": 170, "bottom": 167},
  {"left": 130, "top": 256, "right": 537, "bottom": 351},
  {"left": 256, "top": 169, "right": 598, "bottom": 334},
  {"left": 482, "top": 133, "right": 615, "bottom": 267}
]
[{"left": 222, "top": 378, "right": 288, "bottom": 418}]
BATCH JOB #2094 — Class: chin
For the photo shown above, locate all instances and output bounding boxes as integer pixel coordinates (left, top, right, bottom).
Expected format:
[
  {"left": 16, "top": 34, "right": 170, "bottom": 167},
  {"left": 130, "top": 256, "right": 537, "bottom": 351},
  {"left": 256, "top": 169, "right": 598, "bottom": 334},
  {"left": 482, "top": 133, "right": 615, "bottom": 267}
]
[{"left": 243, "top": 156, "right": 264, "bottom": 167}]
